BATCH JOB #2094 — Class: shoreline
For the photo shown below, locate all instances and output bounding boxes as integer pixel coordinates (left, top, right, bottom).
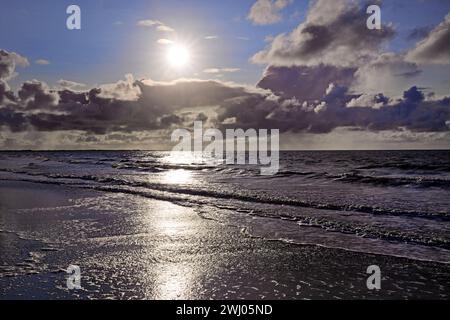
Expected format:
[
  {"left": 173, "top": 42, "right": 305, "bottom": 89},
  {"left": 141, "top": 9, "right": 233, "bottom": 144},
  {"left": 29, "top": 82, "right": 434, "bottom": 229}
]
[{"left": 1, "top": 180, "right": 449, "bottom": 299}]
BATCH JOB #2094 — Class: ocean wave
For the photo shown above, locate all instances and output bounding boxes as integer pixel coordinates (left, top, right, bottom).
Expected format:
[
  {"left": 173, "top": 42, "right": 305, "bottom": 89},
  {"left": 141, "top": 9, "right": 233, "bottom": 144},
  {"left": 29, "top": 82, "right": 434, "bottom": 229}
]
[
  {"left": 1, "top": 168, "right": 448, "bottom": 221},
  {"left": 272, "top": 170, "right": 317, "bottom": 177},
  {"left": 2, "top": 171, "right": 450, "bottom": 258},
  {"left": 358, "top": 162, "right": 450, "bottom": 172},
  {"left": 333, "top": 172, "right": 450, "bottom": 189},
  {"left": 195, "top": 206, "right": 450, "bottom": 253}
]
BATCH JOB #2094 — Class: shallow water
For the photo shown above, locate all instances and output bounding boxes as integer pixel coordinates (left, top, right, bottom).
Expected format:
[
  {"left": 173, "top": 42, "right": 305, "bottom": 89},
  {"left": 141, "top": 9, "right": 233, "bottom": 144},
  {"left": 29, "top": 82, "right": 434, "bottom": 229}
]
[{"left": 0, "top": 150, "right": 449, "bottom": 263}]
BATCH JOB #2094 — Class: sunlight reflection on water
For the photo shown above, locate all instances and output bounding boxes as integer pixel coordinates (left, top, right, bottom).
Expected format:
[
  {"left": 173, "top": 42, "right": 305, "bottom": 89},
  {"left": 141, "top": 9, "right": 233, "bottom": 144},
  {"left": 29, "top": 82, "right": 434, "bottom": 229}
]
[
  {"left": 141, "top": 200, "right": 200, "bottom": 299},
  {"left": 162, "top": 169, "right": 193, "bottom": 185},
  {"left": 154, "top": 263, "right": 194, "bottom": 299},
  {"left": 163, "top": 151, "right": 197, "bottom": 165}
]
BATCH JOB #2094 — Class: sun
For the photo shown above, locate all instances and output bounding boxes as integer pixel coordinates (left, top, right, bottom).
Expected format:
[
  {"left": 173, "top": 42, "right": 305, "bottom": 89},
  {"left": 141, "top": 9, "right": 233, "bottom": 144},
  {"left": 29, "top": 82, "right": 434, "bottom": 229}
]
[{"left": 166, "top": 44, "right": 190, "bottom": 68}]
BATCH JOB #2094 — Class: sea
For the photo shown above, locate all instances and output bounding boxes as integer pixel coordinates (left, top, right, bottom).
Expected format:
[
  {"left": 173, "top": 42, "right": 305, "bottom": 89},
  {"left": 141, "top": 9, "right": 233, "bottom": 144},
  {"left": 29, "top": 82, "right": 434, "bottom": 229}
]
[{"left": 0, "top": 150, "right": 449, "bottom": 264}]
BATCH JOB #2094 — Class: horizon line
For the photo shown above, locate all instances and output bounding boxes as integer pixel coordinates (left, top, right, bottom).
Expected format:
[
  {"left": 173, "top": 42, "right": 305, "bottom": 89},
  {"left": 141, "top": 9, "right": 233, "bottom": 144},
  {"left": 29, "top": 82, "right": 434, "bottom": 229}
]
[{"left": 0, "top": 149, "right": 449, "bottom": 152}]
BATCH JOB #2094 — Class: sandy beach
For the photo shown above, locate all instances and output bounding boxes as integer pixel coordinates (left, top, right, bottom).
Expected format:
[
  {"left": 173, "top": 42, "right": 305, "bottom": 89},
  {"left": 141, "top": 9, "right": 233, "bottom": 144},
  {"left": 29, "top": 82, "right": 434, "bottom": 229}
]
[{"left": 1, "top": 180, "right": 448, "bottom": 299}]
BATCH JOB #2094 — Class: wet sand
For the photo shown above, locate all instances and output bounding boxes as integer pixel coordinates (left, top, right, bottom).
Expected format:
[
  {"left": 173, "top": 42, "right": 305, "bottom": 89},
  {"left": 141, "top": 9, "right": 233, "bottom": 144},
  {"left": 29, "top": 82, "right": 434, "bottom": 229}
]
[{"left": 0, "top": 180, "right": 449, "bottom": 299}]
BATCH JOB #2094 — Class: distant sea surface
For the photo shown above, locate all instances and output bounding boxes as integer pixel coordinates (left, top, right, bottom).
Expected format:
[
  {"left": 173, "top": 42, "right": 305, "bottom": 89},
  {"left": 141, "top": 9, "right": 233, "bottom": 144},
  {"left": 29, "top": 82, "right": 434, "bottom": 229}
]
[{"left": 1, "top": 150, "right": 449, "bottom": 263}]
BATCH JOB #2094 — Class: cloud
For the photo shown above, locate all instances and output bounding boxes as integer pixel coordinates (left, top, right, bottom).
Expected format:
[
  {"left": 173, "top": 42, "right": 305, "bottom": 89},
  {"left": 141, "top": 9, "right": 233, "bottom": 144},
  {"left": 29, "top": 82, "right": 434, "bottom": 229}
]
[
  {"left": 17, "top": 80, "right": 59, "bottom": 111},
  {"left": 352, "top": 53, "right": 422, "bottom": 96},
  {"left": 1, "top": 48, "right": 449, "bottom": 149},
  {"left": 2, "top": 60, "right": 448, "bottom": 139},
  {"left": 0, "top": 49, "right": 29, "bottom": 80},
  {"left": 248, "top": 0, "right": 293, "bottom": 25},
  {"left": 157, "top": 25, "right": 175, "bottom": 32},
  {"left": 202, "top": 69, "right": 220, "bottom": 74},
  {"left": 215, "top": 61, "right": 449, "bottom": 135},
  {"left": 0, "top": 80, "right": 15, "bottom": 105},
  {"left": 0, "top": 57, "right": 263, "bottom": 135},
  {"left": 203, "top": 68, "right": 240, "bottom": 74},
  {"left": 346, "top": 93, "right": 389, "bottom": 109},
  {"left": 257, "top": 64, "right": 356, "bottom": 100},
  {"left": 137, "top": 19, "right": 175, "bottom": 32},
  {"left": 251, "top": 0, "right": 395, "bottom": 67},
  {"left": 57, "top": 79, "right": 86, "bottom": 90},
  {"left": 97, "top": 74, "right": 141, "bottom": 101},
  {"left": 205, "top": 35, "right": 219, "bottom": 40},
  {"left": 406, "top": 13, "right": 450, "bottom": 64},
  {"left": 35, "top": 59, "right": 50, "bottom": 65},
  {"left": 219, "top": 81, "right": 450, "bottom": 134},
  {"left": 157, "top": 39, "right": 174, "bottom": 45},
  {"left": 136, "top": 19, "right": 161, "bottom": 27}
]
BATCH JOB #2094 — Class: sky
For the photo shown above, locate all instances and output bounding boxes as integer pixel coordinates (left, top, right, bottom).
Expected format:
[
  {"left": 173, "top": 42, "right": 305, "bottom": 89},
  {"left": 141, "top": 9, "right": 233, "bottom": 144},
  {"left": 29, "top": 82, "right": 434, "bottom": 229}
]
[{"left": 1, "top": 0, "right": 450, "bottom": 150}]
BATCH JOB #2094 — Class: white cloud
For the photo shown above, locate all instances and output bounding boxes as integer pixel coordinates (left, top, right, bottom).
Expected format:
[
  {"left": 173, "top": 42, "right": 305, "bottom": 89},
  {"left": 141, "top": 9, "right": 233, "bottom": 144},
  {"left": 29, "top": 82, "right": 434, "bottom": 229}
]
[
  {"left": 251, "top": 0, "right": 394, "bottom": 67},
  {"left": 136, "top": 19, "right": 175, "bottom": 32},
  {"left": 157, "top": 25, "right": 175, "bottom": 33},
  {"left": 247, "top": 0, "right": 293, "bottom": 25},
  {"left": 57, "top": 79, "right": 86, "bottom": 90},
  {"left": 98, "top": 74, "right": 141, "bottom": 101},
  {"left": 136, "top": 19, "right": 161, "bottom": 27},
  {"left": 406, "top": 13, "right": 450, "bottom": 65},
  {"left": 157, "top": 39, "right": 174, "bottom": 45},
  {"left": 203, "top": 68, "right": 240, "bottom": 74},
  {"left": 0, "top": 49, "right": 29, "bottom": 80},
  {"left": 35, "top": 59, "right": 50, "bottom": 65},
  {"left": 352, "top": 53, "right": 422, "bottom": 97}
]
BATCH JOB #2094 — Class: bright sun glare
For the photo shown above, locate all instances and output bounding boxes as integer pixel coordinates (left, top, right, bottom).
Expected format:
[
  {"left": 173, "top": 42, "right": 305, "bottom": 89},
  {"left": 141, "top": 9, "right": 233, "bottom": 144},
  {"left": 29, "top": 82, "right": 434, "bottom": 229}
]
[{"left": 167, "top": 44, "right": 190, "bottom": 68}]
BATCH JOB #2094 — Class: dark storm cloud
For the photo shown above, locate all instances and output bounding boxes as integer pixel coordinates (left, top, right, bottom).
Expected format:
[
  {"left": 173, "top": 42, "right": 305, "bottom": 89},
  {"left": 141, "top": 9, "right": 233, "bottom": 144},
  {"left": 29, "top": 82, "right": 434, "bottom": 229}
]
[
  {"left": 195, "top": 112, "right": 208, "bottom": 122},
  {"left": 135, "top": 79, "right": 258, "bottom": 113},
  {"left": 58, "top": 89, "right": 88, "bottom": 104},
  {"left": 218, "top": 84, "right": 450, "bottom": 134},
  {"left": 252, "top": 0, "right": 395, "bottom": 67},
  {"left": 0, "top": 71, "right": 263, "bottom": 134},
  {"left": 257, "top": 65, "right": 356, "bottom": 100},
  {"left": 18, "top": 80, "right": 59, "bottom": 110},
  {"left": 407, "top": 13, "right": 450, "bottom": 64},
  {"left": 0, "top": 70, "right": 449, "bottom": 137},
  {"left": 0, "top": 105, "right": 27, "bottom": 132},
  {"left": 159, "top": 114, "right": 183, "bottom": 127},
  {"left": 0, "top": 81, "right": 7, "bottom": 104}
]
